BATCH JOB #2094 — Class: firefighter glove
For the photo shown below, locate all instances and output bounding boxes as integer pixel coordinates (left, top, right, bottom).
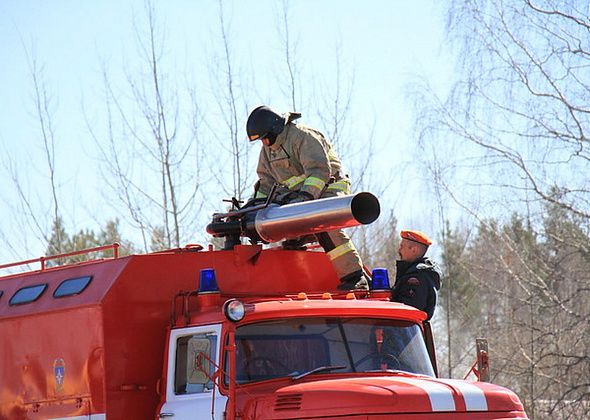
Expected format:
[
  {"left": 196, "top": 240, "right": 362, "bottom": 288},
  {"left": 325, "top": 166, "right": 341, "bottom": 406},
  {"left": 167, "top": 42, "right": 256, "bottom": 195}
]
[
  {"left": 242, "top": 197, "right": 267, "bottom": 209},
  {"left": 284, "top": 190, "right": 314, "bottom": 204}
]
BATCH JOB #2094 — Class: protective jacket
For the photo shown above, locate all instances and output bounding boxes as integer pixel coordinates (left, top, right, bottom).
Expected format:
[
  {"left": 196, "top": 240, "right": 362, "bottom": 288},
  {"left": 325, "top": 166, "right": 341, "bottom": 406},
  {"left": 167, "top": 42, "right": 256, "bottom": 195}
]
[
  {"left": 255, "top": 121, "right": 349, "bottom": 200},
  {"left": 253, "top": 119, "right": 362, "bottom": 283},
  {"left": 391, "top": 257, "right": 442, "bottom": 320}
]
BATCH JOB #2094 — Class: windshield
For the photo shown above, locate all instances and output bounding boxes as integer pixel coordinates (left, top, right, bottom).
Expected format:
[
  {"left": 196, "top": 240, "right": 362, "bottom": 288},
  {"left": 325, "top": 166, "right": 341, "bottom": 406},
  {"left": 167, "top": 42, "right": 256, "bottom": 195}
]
[{"left": 229, "top": 318, "right": 434, "bottom": 384}]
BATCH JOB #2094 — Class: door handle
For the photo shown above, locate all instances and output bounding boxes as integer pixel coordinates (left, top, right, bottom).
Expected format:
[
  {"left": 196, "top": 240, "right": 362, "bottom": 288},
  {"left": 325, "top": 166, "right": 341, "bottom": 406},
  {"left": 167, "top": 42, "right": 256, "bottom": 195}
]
[{"left": 159, "top": 413, "right": 174, "bottom": 418}]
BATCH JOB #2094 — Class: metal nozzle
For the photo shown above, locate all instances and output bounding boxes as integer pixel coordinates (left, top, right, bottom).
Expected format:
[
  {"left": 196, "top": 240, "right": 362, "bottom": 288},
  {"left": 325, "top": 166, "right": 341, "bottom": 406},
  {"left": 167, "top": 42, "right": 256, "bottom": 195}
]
[{"left": 252, "top": 192, "right": 380, "bottom": 243}]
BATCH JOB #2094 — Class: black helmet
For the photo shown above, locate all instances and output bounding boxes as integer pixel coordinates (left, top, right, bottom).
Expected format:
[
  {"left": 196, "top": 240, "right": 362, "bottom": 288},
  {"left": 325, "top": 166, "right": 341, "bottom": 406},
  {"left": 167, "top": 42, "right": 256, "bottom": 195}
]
[{"left": 246, "top": 106, "right": 286, "bottom": 142}]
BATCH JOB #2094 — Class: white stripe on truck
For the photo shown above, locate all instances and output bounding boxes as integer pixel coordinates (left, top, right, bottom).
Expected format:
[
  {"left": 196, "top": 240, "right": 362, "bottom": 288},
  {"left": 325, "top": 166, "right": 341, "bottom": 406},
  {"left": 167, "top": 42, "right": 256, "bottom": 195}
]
[
  {"left": 439, "top": 379, "right": 488, "bottom": 411},
  {"left": 393, "top": 377, "right": 456, "bottom": 411}
]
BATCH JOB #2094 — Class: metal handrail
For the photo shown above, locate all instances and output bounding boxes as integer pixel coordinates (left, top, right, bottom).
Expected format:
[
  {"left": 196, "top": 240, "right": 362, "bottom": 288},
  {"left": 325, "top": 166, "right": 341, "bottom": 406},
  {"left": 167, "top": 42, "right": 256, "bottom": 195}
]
[{"left": 0, "top": 243, "right": 120, "bottom": 274}]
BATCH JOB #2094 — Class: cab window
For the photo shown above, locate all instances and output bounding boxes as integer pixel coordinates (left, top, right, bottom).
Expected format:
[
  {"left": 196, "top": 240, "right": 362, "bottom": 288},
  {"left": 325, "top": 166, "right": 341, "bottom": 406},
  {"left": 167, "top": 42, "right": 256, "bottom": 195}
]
[
  {"left": 229, "top": 317, "right": 435, "bottom": 384},
  {"left": 175, "top": 332, "right": 218, "bottom": 394}
]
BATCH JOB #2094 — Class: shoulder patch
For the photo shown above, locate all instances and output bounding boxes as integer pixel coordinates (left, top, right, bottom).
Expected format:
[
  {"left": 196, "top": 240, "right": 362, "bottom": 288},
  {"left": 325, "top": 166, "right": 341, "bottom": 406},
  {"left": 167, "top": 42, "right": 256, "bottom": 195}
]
[{"left": 407, "top": 277, "right": 420, "bottom": 286}]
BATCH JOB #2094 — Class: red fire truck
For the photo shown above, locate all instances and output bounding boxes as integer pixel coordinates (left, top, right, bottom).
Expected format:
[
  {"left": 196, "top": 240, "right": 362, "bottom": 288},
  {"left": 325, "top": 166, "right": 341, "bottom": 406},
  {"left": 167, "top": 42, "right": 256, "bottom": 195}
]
[{"left": 0, "top": 193, "right": 528, "bottom": 419}]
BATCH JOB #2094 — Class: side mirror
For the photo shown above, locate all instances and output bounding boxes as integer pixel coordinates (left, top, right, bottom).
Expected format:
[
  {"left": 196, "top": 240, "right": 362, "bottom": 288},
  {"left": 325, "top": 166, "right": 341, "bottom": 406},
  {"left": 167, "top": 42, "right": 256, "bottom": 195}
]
[
  {"left": 476, "top": 338, "right": 490, "bottom": 382},
  {"left": 464, "top": 338, "right": 490, "bottom": 381}
]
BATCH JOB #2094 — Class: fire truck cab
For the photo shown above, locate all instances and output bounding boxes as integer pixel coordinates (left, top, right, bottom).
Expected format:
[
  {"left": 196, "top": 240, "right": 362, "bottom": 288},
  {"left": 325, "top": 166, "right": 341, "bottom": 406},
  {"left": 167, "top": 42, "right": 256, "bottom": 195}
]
[{"left": 160, "top": 287, "right": 439, "bottom": 419}]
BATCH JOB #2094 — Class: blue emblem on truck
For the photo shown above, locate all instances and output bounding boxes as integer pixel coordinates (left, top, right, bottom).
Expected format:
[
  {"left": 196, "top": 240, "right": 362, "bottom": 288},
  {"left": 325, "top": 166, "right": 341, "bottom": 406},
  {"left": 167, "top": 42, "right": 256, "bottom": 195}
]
[{"left": 53, "top": 358, "right": 65, "bottom": 393}]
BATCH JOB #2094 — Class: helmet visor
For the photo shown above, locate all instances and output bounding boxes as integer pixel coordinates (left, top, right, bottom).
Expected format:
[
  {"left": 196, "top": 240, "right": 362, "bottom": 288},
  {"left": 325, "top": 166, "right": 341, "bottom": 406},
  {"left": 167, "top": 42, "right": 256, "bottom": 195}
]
[{"left": 248, "top": 131, "right": 269, "bottom": 142}]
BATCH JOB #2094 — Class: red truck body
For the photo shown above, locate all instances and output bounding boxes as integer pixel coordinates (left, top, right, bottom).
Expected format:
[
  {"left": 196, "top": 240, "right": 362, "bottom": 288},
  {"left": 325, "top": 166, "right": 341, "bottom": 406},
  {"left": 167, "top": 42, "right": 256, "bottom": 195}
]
[{"left": 0, "top": 244, "right": 528, "bottom": 419}]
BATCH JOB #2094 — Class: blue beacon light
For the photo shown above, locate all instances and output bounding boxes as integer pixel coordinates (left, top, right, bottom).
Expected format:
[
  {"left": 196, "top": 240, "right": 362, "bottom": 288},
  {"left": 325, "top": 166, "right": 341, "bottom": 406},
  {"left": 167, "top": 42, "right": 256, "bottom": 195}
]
[
  {"left": 199, "top": 268, "right": 219, "bottom": 293},
  {"left": 370, "top": 268, "right": 390, "bottom": 290}
]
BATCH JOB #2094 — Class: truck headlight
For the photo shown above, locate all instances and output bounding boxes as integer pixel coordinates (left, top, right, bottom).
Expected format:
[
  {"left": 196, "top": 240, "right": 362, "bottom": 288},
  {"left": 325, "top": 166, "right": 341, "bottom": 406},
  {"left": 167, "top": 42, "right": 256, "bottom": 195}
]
[{"left": 223, "top": 299, "right": 245, "bottom": 322}]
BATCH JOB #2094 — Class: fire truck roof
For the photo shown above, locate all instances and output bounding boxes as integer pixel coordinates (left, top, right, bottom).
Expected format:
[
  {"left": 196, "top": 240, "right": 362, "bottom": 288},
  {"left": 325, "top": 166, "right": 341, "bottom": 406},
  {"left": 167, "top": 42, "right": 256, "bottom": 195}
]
[{"left": 0, "top": 245, "right": 343, "bottom": 318}]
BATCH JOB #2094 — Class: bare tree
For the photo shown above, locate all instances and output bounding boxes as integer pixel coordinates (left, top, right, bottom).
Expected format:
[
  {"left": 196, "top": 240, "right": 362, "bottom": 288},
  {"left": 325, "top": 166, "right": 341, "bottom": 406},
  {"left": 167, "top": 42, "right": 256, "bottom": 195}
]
[
  {"left": 88, "top": 0, "right": 203, "bottom": 251},
  {"left": 276, "top": 0, "right": 300, "bottom": 111},
  {"left": 206, "top": 0, "right": 252, "bottom": 203},
  {"left": 0, "top": 44, "right": 143, "bottom": 269},
  {"left": 414, "top": 1, "right": 590, "bottom": 417},
  {"left": 29, "top": 55, "right": 61, "bottom": 238},
  {"left": 316, "top": 37, "right": 355, "bottom": 152},
  {"left": 0, "top": 47, "right": 66, "bottom": 265},
  {"left": 422, "top": 0, "right": 590, "bottom": 218}
]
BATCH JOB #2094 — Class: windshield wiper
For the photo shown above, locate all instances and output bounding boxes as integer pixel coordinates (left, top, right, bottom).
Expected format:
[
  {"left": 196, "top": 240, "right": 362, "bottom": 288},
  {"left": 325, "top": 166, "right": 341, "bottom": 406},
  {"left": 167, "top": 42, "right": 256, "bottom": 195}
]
[
  {"left": 364, "top": 368, "right": 423, "bottom": 376},
  {"left": 290, "top": 365, "right": 347, "bottom": 380}
]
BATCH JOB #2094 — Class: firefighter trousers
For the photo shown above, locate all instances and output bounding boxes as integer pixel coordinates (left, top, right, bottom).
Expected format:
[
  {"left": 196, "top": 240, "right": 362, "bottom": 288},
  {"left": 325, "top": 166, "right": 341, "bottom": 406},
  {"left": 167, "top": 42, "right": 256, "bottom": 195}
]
[{"left": 316, "top": 182, "right": 364, "bottom": 281}]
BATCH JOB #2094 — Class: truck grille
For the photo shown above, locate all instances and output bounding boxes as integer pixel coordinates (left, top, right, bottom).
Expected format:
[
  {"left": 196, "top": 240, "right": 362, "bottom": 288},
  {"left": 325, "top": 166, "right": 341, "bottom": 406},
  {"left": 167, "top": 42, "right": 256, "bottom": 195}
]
[{"left": 274, "top": 393, "right": 303, "bottom": 411}]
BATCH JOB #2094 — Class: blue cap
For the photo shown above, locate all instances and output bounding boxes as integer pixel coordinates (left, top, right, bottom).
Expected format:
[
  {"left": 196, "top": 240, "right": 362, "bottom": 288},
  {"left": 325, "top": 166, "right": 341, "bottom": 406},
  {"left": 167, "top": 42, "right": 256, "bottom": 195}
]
[
  {"left": 199, "top": 268, "right": 219, "bottom": 293},
  {"left": 370, "top": 268, "right": 390, "bottom": 290}
]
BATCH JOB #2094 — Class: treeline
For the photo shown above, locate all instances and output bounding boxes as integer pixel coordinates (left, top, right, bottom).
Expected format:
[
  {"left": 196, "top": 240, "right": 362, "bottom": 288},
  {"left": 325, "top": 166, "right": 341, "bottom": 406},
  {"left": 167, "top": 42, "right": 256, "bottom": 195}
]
[
  {"left": 439, "top": 201, "right": 590, "bottom": 417},
  {"left": 44, "top": 217, "right": 136, "bottom": 265}
]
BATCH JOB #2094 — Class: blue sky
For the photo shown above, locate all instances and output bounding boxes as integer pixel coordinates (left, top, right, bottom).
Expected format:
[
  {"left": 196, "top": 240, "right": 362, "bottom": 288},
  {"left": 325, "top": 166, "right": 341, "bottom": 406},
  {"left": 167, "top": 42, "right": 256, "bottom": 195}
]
[{"left": 0, "top": 0, "right": 454, "bottom": 264}]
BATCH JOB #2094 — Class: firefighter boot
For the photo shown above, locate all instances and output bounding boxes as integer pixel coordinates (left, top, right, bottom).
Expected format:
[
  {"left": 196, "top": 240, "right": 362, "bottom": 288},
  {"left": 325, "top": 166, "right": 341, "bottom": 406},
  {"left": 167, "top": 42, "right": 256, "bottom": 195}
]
[
  {"left": 282, "top": 238, "right": 307, "bottom": 250},
  {"left": 282, "top": 234, "right": 317, "bottom": 250},
  {"left": 337, "top": 270, "right": 370, "bottom": 291}
]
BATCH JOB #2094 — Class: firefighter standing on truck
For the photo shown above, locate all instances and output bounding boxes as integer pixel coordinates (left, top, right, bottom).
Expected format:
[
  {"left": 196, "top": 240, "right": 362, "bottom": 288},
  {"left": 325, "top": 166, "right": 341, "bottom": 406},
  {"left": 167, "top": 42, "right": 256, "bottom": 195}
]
[{"left": 246, "top": 105, "right": 369, "bottom": 291}]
